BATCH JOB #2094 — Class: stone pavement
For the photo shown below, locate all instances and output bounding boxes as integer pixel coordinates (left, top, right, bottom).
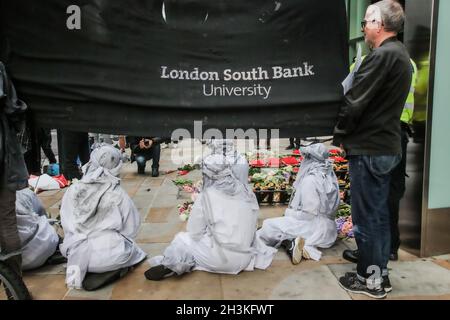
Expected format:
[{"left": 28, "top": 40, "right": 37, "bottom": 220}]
[{"left": 24, "top": 139, "right": 450, "bottom": 300}]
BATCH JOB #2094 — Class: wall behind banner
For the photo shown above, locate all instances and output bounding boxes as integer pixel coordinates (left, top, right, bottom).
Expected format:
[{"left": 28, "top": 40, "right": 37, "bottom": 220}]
[
  {"left": 421, "top": 0, "right": 450, "bottom": 256},
  {"left": 428, "top": 1, "right": 450, "bottom": 210}
]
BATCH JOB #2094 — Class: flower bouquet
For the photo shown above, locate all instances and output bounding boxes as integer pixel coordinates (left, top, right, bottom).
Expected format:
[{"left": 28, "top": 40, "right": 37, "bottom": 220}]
[
  {"left": 177, "top": 201, "right": 194, "bottom": 222},
  {"left": 336, "top": 216, "right": 354, "bottom": 239},
  {"left": 177, "top": 164, "right": 200, "bottom": 175},
  {"left": 335, "top": 203, "right": 354, "bottom": 238},
  {"left": 172, "top": 179, "right": 193, "bottom": 190}
]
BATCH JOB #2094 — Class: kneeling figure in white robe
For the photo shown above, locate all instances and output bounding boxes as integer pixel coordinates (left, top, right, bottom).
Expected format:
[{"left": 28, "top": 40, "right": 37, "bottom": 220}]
[
  {"left": 257, "top": 143, "right": 340, "bottom": 263},
  {"left": 60, "top": 145, "right": 146, "bottom": 289},
  {"left": 146, "top": 150, "right": 276, "bottom": 280},
  {"left": 16, "top": 188, "right": 60, "bottom": 270}
]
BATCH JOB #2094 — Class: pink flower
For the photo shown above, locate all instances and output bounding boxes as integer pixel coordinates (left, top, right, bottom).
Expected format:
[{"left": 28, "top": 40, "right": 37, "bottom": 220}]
[{"left": 341, "top": 221, "right": 353, "bottom": 235}]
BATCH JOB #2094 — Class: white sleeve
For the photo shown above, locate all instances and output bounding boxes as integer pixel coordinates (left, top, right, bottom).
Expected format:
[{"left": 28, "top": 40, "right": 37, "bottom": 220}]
[
  {"left": 298, "top": 175, "right": 321, "bottom": 217},
  {"left": 118, "top": 190, "right": 142, "bottom": 239},
  {"left": 187, "top": 195, "right": 207, "bottom": 241}
]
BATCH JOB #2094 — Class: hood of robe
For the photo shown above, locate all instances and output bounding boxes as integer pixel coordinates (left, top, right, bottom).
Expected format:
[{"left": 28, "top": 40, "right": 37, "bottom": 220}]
[
  {"left": 70, "top": 145, "right": 123, "bottom": 232},
  {"left": 202, "top": 153, "right": 257, "bottom": 208},
  {"left": 292, "top": 143, "right": 339, "bottom": 218}
]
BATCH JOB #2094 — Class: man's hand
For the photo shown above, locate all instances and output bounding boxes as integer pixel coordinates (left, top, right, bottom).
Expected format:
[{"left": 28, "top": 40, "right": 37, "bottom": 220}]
[{"left": 139, "top": 139, "right": 153, "bottom": 149}]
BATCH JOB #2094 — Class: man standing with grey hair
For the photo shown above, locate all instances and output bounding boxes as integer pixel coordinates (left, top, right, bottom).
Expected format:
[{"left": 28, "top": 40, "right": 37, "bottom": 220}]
[{"left": 333, "top": 0, "right": 412, "bottom": 299}]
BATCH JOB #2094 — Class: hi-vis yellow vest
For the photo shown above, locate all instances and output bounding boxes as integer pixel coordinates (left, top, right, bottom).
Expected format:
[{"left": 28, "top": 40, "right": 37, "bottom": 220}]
[{"left": 350, "top": 57, "right": 418, "bottom": 124}]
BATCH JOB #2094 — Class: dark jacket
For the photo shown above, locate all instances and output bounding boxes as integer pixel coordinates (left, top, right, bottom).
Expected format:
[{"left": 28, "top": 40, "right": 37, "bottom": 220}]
[
  {"left": 333, "top": 37, "right": 412, "bottom": 155},
  {"left": 0, "top": 61, "right": 29, "bottom": 191}
]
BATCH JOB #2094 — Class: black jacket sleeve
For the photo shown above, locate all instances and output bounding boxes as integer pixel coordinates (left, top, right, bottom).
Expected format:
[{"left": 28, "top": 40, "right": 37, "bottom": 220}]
[
  {"left": 1, "top": 62, "right": 27, "bottom": 131},
  {"left": 0, "top": 61, "right": 29, "bottom": 190},
  {"left": 334, "top": 51, "right": 387, "bottom": 136},
  {"left": 127, "top": 136, "right": 141, "bottom": 154}
]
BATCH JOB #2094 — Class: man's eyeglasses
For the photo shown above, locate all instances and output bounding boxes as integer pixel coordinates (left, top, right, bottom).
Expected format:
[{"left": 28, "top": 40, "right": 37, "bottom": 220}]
[{"left": 361, "top": 19, "right": 383, "bottom": 29}]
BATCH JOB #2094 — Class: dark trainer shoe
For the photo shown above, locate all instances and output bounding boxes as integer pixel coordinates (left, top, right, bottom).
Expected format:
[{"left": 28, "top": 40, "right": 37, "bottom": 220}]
[
  {"left": 144, "top": 265, "right": 175, "bottom": 281},
  {"left": 339, "top": 273, "right": 387, "bottom": 299},
  {"left": 151, "top": 168, "right": 159, "bottom": 177},
  {"left": 389, "top": 253, "right": 398, "bottom": 261},
  {"left": 342, "top": 249, "right": 359, "bottom": 263},
  {"left": 383, "top": 275, "right": 392, "bottom": 293},
  {"left": 284, "top": 237, "right": 305, "bottom": 265}
]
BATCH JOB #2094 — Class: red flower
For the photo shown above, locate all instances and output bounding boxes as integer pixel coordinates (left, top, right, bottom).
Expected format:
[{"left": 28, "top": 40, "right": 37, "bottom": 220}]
[
  {"left": 281, "top": 157, "right": 299, "bottom": 166},
  {"left": 249, "top": 160, "right": 266, "bottom": 167},
  {"left": 267, "top": 158, "right": 281, "bottom": 167}
]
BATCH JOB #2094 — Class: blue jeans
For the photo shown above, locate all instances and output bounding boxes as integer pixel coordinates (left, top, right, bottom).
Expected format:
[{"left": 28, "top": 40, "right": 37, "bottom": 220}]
[{"left": 349, "top": 154, "right": 401, "bottom": 288}]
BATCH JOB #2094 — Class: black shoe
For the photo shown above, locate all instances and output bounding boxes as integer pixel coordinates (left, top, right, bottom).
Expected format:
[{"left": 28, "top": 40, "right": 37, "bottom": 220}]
[
  {"left": 82, "top": 267, "right": 130, "bottom": 291},
  {"left": 342, "top": 249, "right": 359, "bottom": 263},
  {"left": 283, "top": 237, "right": 305, "bottom": 265},
  {"left": 144, "top": 265, "right": 175, "bottom": 281},
  {"left": 285, "top": 145, "right": 295, "bottom": 150},
  {"left": 338, "top": 273, "right": 387, "bottom": 299},
  {"left": 151, "top": 168, "right": 159, "bottom": 177},
  {"left": 389, "top": 253, "right": 398, "bottom": 261},
  {"left": 45, "top": 251, "right": 67, "bottom": 265},
  {"left": 344, "top": 273, "right": 392, "bottom": 294},
  {"left": 137, "top": 169, "right": 145, "bottom": 175},
  {"left": 383, "top": 275, "right": 392, "bottom": 293}
]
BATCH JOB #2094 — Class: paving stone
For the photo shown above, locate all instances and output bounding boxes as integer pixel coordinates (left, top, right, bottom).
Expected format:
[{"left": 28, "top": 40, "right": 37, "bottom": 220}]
[
  {"left": 432, "top": 259, "right": 450, "bottom": 271},
  {"left": 146, "top": 207, "right": 176, "bottom": 223},
  {"left": 111, "top": 263, "right": 223, "bottom": 300},
  {"left": 137, "top": 223, "right": 185, "bottom": 243},
  {"left": 259, "top": 206, "right": 285, "bottom": 220},
  {"left": 157, "top": 184, "right": 180, "bottom": 196},
  {"left": 39, "top": 197, "right": 61, "bottom": 210},
  {"left": 137, "top": 243, "right": 170, "bottom": 257},
  {"left": 433, "top": 254, "right": 450, "bottom": 261},
  {"left": 134, "top": 187, "right": 158, "bottom": 198},
  {"left": 141, "top": 178, "right": 165, "bottom": 187},
  {"left": 220, "top": 260, "right": 350, "bottom": 300},
  {"left": 151, "top": 193, "right": 180, "bottom": 208},
  {"left": 37, "top": 189, "right": 64, "bottom": 197},
  {"left": 23, "top": 275, "right": 68, "bottom": 300},
  {"left": 64, "top": 284, "right": 114, "bottom": 300},
  {"left": 49, "top": 200, "right": 62, "bottom": 210},
  {"left": 397, "top": 249, "right": 420, "bottom": 261},
  {"left": 132, "top": 195, "right": 154, "bottom": 218},
  {"left": 24, "top": 263, "right": 66, "bottom": 276},
  {"left": 322, "top": 239, "right": 354, "bottom": 257},
  {"left": 273, "top": 249, "right": 290, "bottom": 262}
]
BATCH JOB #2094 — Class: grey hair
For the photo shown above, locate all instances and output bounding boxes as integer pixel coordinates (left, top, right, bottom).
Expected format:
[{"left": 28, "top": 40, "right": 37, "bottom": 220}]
[{"left": 373, "top": 0, "right": 405, "bottom": 33}]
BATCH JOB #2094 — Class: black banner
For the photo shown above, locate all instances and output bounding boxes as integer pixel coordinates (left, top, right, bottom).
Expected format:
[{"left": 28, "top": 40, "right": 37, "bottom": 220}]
[{"left": 1, "top": 0, "right": 348, "bottom": 137}]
